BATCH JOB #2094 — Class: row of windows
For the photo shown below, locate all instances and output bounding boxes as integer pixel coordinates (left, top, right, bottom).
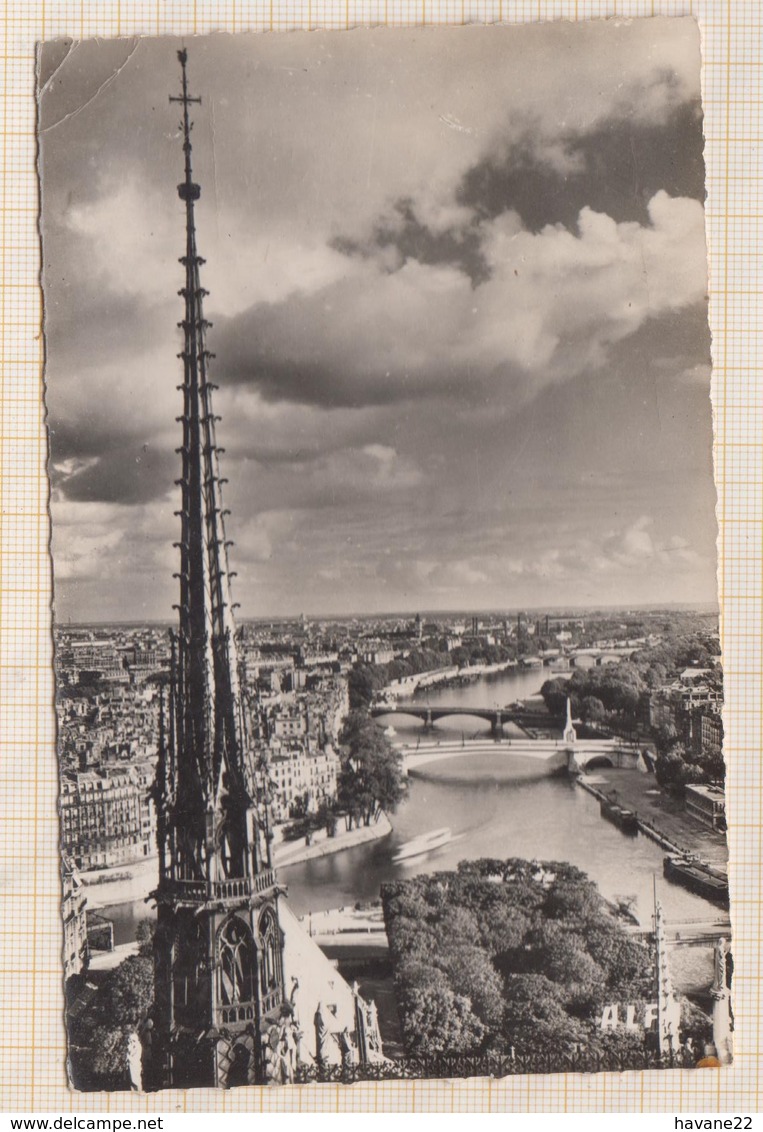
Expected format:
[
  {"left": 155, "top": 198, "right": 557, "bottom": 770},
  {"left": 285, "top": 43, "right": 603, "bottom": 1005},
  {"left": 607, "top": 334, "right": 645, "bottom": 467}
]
[
  {"left": 60, "top": 796, "right": 146, "bottom": 815},
  {"left": 68, "top": 836, "right": 152, "bottom": 854},
  {"left": 61, "top": 803, "right": 146, "bottom": 817}
]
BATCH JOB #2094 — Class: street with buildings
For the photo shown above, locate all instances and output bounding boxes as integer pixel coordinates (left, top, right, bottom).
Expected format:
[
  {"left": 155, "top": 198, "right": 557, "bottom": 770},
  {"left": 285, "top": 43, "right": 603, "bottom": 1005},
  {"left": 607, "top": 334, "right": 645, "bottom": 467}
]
[{"left": 57, "top": 608, "right": 725, "bottom": 874}]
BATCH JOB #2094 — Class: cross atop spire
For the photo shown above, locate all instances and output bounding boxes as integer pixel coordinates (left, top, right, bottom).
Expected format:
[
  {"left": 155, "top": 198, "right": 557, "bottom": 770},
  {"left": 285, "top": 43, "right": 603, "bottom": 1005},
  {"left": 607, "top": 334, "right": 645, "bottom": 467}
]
[{"left": 170, "top": 49, "right": 202, "bottom": 204}]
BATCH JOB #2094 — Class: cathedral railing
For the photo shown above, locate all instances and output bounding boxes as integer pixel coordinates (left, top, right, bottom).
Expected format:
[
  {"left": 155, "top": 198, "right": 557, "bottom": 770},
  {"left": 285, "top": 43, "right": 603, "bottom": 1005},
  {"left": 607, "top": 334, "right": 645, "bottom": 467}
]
[
  {"left": 164, "top": 870, "right": 278, "bottom": 903},
  {"left": 166, "top": 878, "right": 208, "bottom": 901},
  {"left": 295, "top": 1048, "right": 670, "bottom": 1083},
  {"left": 211, "top": 879, "right": 251, "bottom": 900},
  {"left": 260, "top": 988, "right": 282, "bottom": 1017},
  {"left": 220, "top": 1003, "right": 256, "bottom": 1025},
  {"left": 252, "top": 868, "right": 278, "bottom": 895}
]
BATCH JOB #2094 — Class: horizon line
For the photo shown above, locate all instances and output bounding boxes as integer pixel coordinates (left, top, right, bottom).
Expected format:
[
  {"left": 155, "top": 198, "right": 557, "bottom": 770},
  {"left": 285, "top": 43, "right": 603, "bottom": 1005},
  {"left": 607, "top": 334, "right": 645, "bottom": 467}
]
[{"left": 55, "top": 600, "right": 721, "bottom": 629}]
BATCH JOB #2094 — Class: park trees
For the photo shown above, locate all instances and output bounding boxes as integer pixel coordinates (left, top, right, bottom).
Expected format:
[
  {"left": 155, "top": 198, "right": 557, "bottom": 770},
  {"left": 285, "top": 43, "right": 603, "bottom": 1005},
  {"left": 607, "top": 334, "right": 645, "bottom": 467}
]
[
  {"left": 395, "top": 961, "right": 488, "bottom": 1055},
  {"left": 655, "top": 745, "right": 709, "bottom": 795},
  {"left": 580, "top": 695, "right": 606, "bottom": 723},
  {"left": 68, "top": 954, "right": 154, "bottom": 1090},
  {"left": 540, "top": 678, "right": 570, "bottom": 717},
  {"left": 135, "top": 917, "right": 156, "bottom": 957},
  {"left": 382, "top": 858, "right": 659, "bottom": 1069},
  {"left": 348, "top": 662, "right": 387, "bottom": 709},
  {"left": 440, "top": 944, "right": 506, "bottom": 1031},
  {"left": 337, "top": 711, "right": 407, "bottom": 827},
  {"left": 701, "top": 748, "right": 726, "bottom": 785},
  {"left": 502, "top": 973, "right": 588, "bottom": 1054},
  {"left": 585, "top": 920, "right": 654, "bottom": 1003}
]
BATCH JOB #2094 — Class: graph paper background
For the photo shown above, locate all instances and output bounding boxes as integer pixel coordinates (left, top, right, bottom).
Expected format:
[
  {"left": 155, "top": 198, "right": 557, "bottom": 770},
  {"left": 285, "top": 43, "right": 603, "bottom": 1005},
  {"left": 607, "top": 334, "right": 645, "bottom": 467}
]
[{"left": 1, "top": 0, "right": 760, "bottom": 1114}]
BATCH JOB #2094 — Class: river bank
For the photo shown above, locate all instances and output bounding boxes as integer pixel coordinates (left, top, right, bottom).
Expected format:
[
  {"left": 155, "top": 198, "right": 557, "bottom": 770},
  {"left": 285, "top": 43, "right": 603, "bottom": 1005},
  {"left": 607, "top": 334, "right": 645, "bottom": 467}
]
[
  {"left": 577, "top": 768, "right": 728, "bottom": 870},
  {"left": 298, "top": 901, "right": 388, "bottom": 955},
  {"left": 80, "top": 856, "right": 157, "bottom": 910},
  {"left": 273, "top": 812, "right": 392, "bottom": 867},
  {"left": 413, "top": 658, "right": 521, "bottom": 693},
  {"left": 382, "top": 658, "right": 521, "bottom": 700},
  {"left": 81, "top": 813, "right": 393, "bottom": 910}
]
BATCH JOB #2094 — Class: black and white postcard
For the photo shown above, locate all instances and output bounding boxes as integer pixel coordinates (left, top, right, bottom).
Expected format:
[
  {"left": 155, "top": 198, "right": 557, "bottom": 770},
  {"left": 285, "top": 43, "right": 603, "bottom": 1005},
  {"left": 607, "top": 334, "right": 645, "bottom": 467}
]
[{"left": 38, "top": 21, "right": 731, "bottom": 1091}]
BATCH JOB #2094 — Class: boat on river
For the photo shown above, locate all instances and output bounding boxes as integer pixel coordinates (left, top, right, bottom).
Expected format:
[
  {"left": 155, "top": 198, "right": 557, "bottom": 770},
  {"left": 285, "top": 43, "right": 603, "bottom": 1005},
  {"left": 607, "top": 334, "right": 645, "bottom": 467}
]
[
  {"left": 599, "top": 797, "right": 639, "bottom": 835},
  {"left": 663, "top": 854, "right": 729, "bottom": 907},
  {"left": 393, "top": 827, "right": 455, "bottom": 863}
]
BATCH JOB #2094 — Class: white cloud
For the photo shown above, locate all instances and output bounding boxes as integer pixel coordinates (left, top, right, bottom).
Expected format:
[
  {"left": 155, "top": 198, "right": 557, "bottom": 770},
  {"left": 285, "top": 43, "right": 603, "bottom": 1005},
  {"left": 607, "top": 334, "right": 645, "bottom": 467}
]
[
  {"left": 226, "top": 191, "right": 708, "bottom": 408},
  {"left": 234, "top": 509, "right": 297, "bottom": 564},
  {"left": 482, "top": 516, "right": 707, "bottom": 590},
  {"left": 51, "top": 496, "right": 177, "bottom": 582},
  {"left": 414, "top": 558, "right": 491, "bottom": 593},
  {"left": 476, "top": 192, "right": 707, "bottom": 378},
  {"left": 65, "top": 176, "right": 354, "bottom": 317}
]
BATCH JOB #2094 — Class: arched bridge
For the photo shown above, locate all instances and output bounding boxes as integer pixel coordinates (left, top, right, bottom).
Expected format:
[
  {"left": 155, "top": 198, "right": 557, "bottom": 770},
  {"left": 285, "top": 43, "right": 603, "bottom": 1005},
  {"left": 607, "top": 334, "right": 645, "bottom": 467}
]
[
  {"left": 370, "top": 703, "right": 555, "bottom": 735},
  {"left": 387, "top": 736, "right": 645, "bottom": 774}
]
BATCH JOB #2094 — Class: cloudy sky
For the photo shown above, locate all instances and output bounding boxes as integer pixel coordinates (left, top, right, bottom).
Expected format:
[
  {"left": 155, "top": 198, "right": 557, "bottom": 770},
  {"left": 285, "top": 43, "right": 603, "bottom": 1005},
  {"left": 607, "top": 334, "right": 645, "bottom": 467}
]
[{"left": 39, "top": 21, "right": 718, "bottom": 622}]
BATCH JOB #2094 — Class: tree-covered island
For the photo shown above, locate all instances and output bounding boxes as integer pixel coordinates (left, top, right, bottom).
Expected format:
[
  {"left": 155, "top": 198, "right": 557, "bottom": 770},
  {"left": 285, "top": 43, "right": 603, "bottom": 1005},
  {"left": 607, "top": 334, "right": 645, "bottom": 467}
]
[{"left": 382, "top": 858, "right": 710, "bottom": 1071}]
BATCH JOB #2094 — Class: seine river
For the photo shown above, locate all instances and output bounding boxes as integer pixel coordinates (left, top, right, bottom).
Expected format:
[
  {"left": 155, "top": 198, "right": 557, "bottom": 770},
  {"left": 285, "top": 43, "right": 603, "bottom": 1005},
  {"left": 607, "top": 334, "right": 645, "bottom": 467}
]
[{"left": 279, "top": 666, "right": 716, "bottom": 935}]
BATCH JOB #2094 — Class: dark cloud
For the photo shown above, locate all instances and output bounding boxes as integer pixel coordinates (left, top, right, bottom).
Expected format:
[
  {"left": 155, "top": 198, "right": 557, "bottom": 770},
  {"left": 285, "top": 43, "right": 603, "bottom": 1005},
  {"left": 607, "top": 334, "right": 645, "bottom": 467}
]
[
  {"left": 457, "top": 101, "right": 705, "bottom": 233},
  {"left": 38, "top": 38, "right": 181, "bottom": 211},
  {"left": 217, "top": 350, "right": 419, "bottom": 408},
  {"left": 44, "top": 284, "right": 172, "bottom": 372},
  {"left": 237, "top": 445, "right": 326, "bottom": 466},
  {"left": 612, "top": 297, "right": 712, "bottom": 369},
  {"left": 53, "top": 442, "right": 176, "bottom": 505},
  {"left": 485, "top": 302, "right": 716, "bottom": 490},
  {"left": 213, "top": 295, "right": 493, "bottom": 409},
  {"left": 332, "top": 198, "right": 490, "bottom": 285},
  {"left": 48, "top": 419, "right": 124, "bottom": 463}
]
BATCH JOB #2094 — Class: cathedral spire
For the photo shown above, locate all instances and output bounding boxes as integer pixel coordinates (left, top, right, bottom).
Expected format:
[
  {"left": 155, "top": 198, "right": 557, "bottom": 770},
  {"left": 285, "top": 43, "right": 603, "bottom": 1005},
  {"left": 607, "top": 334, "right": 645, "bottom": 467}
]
[
  {"left": 161, "top": 49, "right": 268, "bottom": 882},
  {"left": 152, "top": 51, "right": 284, "bottom": 1090}
]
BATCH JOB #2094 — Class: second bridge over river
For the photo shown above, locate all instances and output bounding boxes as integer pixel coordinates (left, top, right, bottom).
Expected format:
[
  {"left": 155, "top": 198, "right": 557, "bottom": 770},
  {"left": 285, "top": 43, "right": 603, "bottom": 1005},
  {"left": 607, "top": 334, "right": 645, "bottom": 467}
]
[{"left": 370, "top": 702, "right": 558, "bottom": 736}]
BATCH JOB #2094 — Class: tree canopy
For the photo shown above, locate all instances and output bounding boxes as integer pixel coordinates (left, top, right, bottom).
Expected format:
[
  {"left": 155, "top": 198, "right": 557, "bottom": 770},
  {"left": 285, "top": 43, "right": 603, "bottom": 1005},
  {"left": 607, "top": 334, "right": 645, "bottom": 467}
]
[
  {"left": 381, "top": 858, "right": 669, "bottom": 1066},
  {"left": 337, "top": 711, "right": 407, "bottom": 827},
  {"left": 542, "top": 632, "right": 726, "bottom": 791},
  {"left": 67, "top": 954, "right": 154, "bottom": 1090}
]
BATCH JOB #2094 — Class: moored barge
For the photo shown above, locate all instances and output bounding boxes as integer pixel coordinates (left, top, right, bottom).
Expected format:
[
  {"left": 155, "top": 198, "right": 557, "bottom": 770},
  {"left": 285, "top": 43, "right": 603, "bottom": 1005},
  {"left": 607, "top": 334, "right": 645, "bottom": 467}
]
[
  {"left": 663, "top": 854, "right": 729, "bottom": 907},
  {"left": 599, "top": 797, "right": 639, "bottom": 835}
]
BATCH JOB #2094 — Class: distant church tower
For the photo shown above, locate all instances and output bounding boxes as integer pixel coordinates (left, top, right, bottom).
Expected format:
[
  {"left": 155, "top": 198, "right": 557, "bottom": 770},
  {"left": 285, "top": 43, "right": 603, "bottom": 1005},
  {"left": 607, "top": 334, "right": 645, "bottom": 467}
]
[
  {"left": 151, "top": 50, "right": 285, "bottom": 1089},
  {"left": 562, "top": 697, "right": 577, "bottom": 745}
]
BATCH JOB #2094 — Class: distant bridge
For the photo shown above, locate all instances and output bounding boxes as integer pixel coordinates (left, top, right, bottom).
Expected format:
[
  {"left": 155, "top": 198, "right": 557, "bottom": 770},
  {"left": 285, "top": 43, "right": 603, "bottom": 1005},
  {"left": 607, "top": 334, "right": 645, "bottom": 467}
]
[
  {"left": 567, "top": 648, "right": 638, "bottom": 668},
  {"left": 538, "top": 648, "right": 638, "bottom": 670},
  {"left": 624, "top": 917, "right": 732, "bottom": 947},
  {"left": 370, "top": 703, "right": 554, "bottom": 735}
]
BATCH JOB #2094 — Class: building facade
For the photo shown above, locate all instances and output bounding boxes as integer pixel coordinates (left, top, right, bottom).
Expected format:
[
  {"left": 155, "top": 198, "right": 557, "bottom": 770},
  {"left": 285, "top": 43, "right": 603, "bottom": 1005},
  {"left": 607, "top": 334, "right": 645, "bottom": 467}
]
[
  {"left": 60, "top": 764, "right": 155, "bottom": 870},
  {"left": 61, "top": 853, "right": 88, "bottom": 980},
  {"left": 685, "top": 783, "right": 726, "bottom": 830},
  {"left": 267, "top": 745, "right": 339, "bottom": 823}
]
